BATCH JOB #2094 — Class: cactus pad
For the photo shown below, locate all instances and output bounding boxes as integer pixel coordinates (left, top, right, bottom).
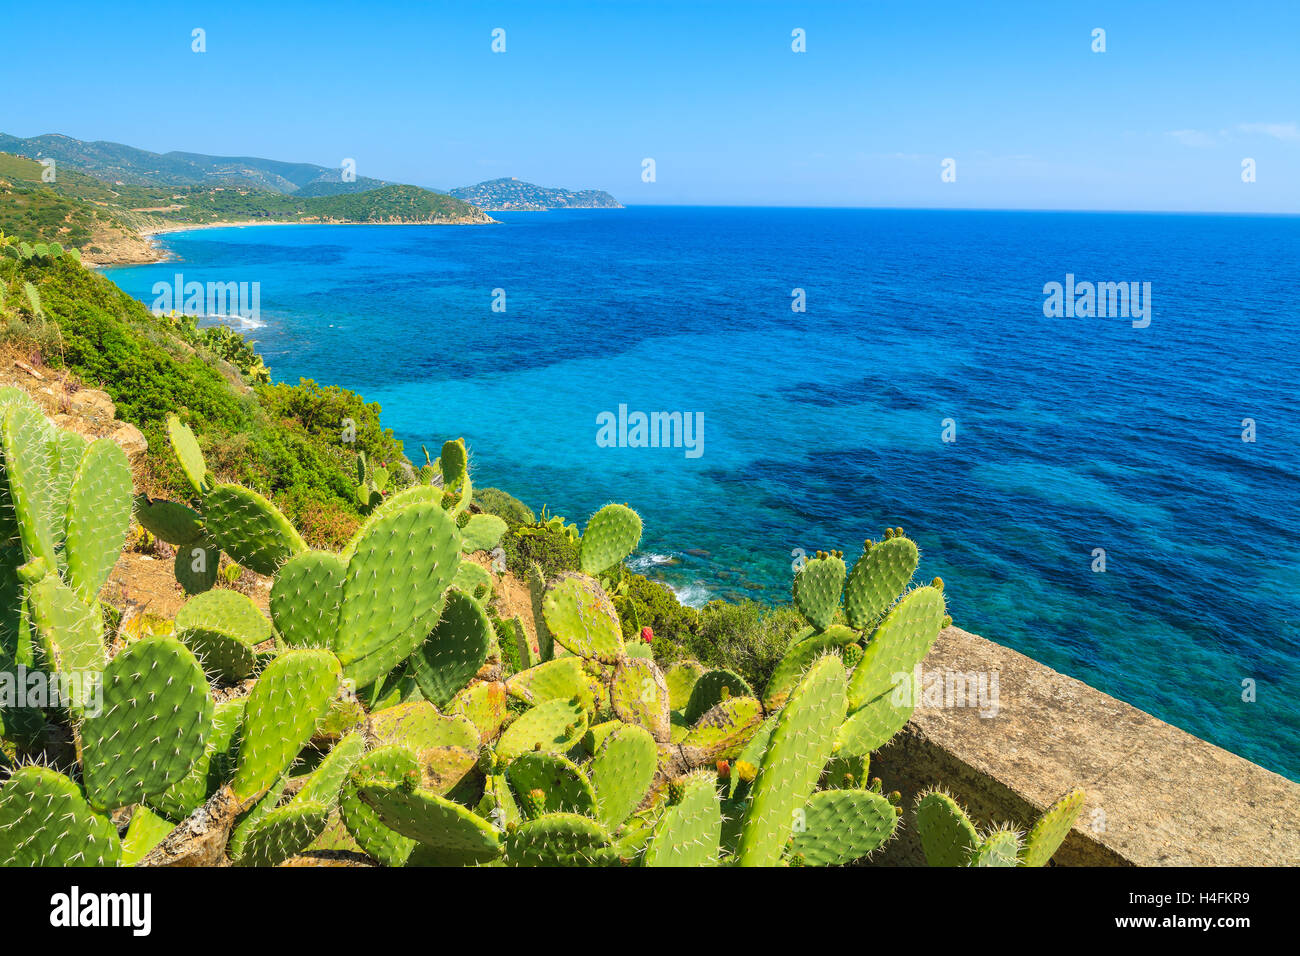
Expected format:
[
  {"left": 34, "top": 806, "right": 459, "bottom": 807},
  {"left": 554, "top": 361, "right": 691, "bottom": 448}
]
[
  {"left": 270, "top": 550, "right": 345, "bottom": 649},
  {"left": 915, "top": 791, "right": 980, "bottom": 867},
  {"left": 1020, "top": 787, "right": 1085, "bottom": 867},
  {"left": 176, "top": 588, "right": 273, "bottom": 682},
  {"left": 844, "top": 536, "right": 919, "bottom": 629},
  {"left": 460, "top": 513, "right": 507, "bottom": 553},
  {"left": 764, "top": 624, "right": 859, "bottom": 710},
  {"left": 496, "top": 696, "right": 588, "bottom": 761},
  {"left": 681, "top": 696, "right": 765, "bottom": 760},
  {"left": 504, "top": 813, "right": 612, "bottom": 866},
  {"left": 541, "top": 572, "right": 624, "bottom": 663},
  {"left": 293, "top": 732, "right": 367, "bottom": 810},
  {"left": 134, "top": 495, "right": 203, "bottom": 546},
  {"left": 793, "top": 553, "right": 845, "bottom": 630},
  {"left": 506, "top": 751, "right": 596, "bottom": 818},
  {"left": 339, "top": 745, "right": 419, "bottom": 866},
  {"left": 438, "top": 437, "right": 467, "bottom": 489},
  {"left": 665, "top": 659, "right": 707, "bottom": 710},
  {"left": 643, "top": 770, "right": 721, "bottom": 867},
  {"left": 789, "top": 789, "right": 897, "bottom": 865},
  {"left": 683, "top": 668, "right": 752, "bottom": 724},
  {"left": 80, "top": 634, "right": 214, "bottom": 809},
  {"left": 120, "top": 805, "right": 175, "bottom": 865},
  {"left": 834, "top": 686, "right": 913, "bottom": 757},
  {"left": 609, "top": 656, "right": 671, "bottom": 742},
  {"left": 203, "top": 483, "right": 307, "bottom": 576},
  {"left": 27, "top": 573, "right": 105, "bottom": 712},
  {"left": 166, "top": 414, "right": 210, "bottom": 495},
  {"left": 447, "top": 680, "right": 509, "bottom": 742},
  {"left": 336, "top": 499, "right": 460, "bottom": 687},
  {"left": 451, "top": 559, "right": 493, "bottom": 599},
  {"left": 410, "top": 589, "right": 493, "bottom": 707},
  {"left": 971, "top": 827, "right": 1023, "bottom": 867},
  {"left": 356, "top": 779, "right": 502, "bottom": 865},
  {"left": 0, "top": 766, "right": 121, "bottom": 866},
  {"left": 232, "top": 648, "right": 341, "bottom": 801},
  {"left": 578, "top": 503, "right": 643, "bottom": 575},
  {"left": 847, "top": 584, "right": 945, "bottom": 710},
  {"left": 63, "top": 438, "right": 132, "bottom": 603},
  {"left": 505, "top": 655, "right": 595, "bottom": 712},
  {"left": 238, "top": 802, "right": 331, "bottom": 867},
  {"left": 149, "top": 698, "right": 245, "bottom": 821},
  {"left": 173, "top": 537, "right": 221, "bottom": 595},
  {"left": 589, "top": 724, "right": 657, "bottom": 829},
  {"left": 2, "top": 403, "right": 57, "bottom": 566}
]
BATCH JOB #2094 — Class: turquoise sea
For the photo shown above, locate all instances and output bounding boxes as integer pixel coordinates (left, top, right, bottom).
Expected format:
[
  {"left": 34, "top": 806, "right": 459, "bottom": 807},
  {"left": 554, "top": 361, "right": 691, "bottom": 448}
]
[{"left": 106, "top": 207, "right": 1300, "bottom": 779}]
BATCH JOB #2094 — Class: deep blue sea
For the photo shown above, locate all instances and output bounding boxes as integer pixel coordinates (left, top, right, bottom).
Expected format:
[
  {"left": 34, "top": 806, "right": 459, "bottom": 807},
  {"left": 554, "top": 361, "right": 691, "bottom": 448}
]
[{"left": 106, "top": 208, "right": 1300, "bottom": 780}]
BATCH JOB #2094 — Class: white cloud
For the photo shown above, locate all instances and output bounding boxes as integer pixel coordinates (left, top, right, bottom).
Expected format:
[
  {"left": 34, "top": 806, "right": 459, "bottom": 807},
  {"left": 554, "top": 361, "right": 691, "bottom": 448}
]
[{"left": 1237, "top": 122, "right": 1300, "bottom": 142}]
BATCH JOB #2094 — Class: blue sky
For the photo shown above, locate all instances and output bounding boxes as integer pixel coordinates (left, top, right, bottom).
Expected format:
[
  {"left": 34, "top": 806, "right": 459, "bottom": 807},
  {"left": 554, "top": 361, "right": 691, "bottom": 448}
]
[{"left": 3, "top": 0, "right": 1297, "bottom": 211}]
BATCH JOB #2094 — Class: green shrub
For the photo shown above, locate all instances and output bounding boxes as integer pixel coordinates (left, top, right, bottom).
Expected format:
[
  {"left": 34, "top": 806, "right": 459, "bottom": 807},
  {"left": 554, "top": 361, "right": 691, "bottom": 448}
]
[
  {"left": 622, "top": 573, "right": 697, "bottom": 641},
  {"left": 501, "top": 524, "right": 579, "bottom": 580},
  {"left": 0, "top": 255, "right": 403, "bottom": 549},
  {"left": 475, "top": 486, "right": 534, "bottom": 526},
  {"left": 681, "top": 600, "right": 808, "bottom": 692}
]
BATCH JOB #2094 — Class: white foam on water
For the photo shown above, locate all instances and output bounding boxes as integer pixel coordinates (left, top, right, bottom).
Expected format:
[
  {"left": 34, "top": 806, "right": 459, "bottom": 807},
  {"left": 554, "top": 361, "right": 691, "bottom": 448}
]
[
  {"left": 668, "top": 581, "right": 712, "bottom": 608},
  {"left": 202, "top": 312, "right": 266, "bottom": 330},
  {"left": 627, "top": 552, "right": 676, "bottom": 573}
]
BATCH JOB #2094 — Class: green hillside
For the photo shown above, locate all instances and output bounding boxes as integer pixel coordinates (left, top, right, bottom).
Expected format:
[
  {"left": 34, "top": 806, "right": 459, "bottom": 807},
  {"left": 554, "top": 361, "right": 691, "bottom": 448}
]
[
  {"left": 0, "top": 147, "right": 491, "bottom": 260},
  {"left": 0, "top": 246, "right": 404, "bottom": 545},
  {"left": 0, "top": 132, "right": 391, "bottom": 194}
]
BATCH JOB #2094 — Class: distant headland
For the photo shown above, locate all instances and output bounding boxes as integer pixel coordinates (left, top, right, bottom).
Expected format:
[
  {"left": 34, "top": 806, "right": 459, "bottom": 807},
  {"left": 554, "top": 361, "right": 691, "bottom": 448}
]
[{"left": 450, "top": 177, "right": 622, "bottom": 211}]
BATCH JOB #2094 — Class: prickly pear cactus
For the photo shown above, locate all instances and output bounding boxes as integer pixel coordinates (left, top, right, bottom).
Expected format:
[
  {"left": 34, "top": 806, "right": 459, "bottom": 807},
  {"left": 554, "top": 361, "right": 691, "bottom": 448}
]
[
  {"left": 643, "top": 771, "right": 720, "bottom": 867},
  {"left": 409, "top": 589, "right": 492, "bottom": 707},
  {"left": 62, "top": 438, "right": 132, "bottom": 604},
  {"left": 589, "top": 724, "right": 657, "bottom": 829},
  {"left": 175, "top": 588, "right": 272, "bottom": 682},
  {"left": 788, "top": 788, "right": 897, "bottom": 865},
  {"left": 844, "top": 536, "right": 919, "bottom": 629},
  {"left": 166, "top": 414, "right": 210, "bottom": 495},
  {"left": 335, "top": 499, "right": 460, "bottom": 687},
  {"left": 737, "top": 655, "right": 847, "bottom": 867},
  {"left": 0, "top": 406, "right": 1086, "bottom": 870},
  {"left": 269, "top": 551, "right": 345, "bottom": 649}
]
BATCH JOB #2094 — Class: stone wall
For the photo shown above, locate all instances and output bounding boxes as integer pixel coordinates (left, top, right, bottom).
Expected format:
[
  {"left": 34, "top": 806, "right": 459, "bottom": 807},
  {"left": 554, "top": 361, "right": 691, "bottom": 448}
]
[{"left": 871, "top": 626, "right": 1299, "bottom": 865}]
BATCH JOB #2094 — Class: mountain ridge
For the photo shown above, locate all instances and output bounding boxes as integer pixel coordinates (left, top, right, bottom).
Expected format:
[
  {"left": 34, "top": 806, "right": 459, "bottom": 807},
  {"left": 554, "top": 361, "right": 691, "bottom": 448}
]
[{"left": 0, "top": 134, "right": 622, "bottom": 208}]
